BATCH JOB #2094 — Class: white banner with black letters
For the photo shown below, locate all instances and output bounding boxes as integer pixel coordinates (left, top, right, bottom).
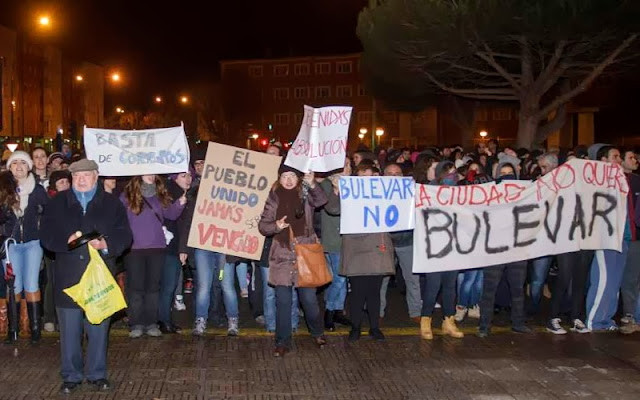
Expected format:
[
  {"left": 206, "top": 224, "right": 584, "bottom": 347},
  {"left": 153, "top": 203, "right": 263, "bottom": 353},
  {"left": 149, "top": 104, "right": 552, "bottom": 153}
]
[{"left": 413, "top": 159, "right": 628, "bottom": 273}]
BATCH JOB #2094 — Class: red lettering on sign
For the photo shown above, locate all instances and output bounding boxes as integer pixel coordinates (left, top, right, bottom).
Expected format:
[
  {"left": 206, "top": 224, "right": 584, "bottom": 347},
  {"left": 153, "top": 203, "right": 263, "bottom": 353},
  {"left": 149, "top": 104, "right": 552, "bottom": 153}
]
[
  {"left": 469, "top": 185, "right": 488, "bottom": 205},
  {"left": 197, "top": 223, "right": 259, "bottom": 254},
  {"left": 196, "top": 199, "right": 244, "bottom": 223},
  {"left": 504, "top": 183, "right": 526, "bottom": 203},
  {"left": 583, "top": 161, "right": 628, "bottom": 194},
  {"left": 416, "top": 184, "right": 432, "bottom": 207}
]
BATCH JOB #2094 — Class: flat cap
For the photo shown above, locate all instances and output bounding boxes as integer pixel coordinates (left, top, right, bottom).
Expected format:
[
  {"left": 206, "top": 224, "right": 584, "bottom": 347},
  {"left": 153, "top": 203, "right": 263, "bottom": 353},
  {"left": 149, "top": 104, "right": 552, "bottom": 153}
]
[{"left": 68, "top": 158, "right": 99, "bottom": 174}]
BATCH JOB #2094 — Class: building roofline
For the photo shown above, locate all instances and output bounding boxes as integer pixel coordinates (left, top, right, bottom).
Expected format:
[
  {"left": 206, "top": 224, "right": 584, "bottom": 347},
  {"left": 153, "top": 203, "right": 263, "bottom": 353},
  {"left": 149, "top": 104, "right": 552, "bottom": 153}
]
[{"left": 220, "top": 53, "right": 362, "bottom": 66}]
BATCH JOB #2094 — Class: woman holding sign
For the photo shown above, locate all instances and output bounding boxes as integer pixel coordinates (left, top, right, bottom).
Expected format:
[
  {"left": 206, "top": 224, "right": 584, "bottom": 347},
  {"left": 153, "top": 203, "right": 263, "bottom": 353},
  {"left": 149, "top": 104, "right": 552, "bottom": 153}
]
[{"left": 259, "top": 165, "right": 328, "bottom": 357}]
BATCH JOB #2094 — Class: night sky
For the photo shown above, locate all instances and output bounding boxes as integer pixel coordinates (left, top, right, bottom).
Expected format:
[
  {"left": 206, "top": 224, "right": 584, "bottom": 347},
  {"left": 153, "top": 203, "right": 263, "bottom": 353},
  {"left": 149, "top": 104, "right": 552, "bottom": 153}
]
[{"left": 0, "top": 0, "right": 368, "bottom": 108}]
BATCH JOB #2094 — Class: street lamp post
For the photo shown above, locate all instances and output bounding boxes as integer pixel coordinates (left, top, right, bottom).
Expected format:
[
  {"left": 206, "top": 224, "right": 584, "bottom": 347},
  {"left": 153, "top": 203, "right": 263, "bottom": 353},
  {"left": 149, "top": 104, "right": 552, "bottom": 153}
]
[
  {"left": 374, "top": 128, "right": 384, "bottom": 148},
  {"left": 359, "top": 127, "right": 368, "bottom": 140}
]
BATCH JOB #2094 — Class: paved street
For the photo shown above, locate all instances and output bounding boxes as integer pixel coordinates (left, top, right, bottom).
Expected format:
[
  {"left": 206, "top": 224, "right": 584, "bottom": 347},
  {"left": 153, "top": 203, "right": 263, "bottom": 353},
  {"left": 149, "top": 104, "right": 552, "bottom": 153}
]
[{"left": 1, "top": 288, "right": 640, "bottom": 399}]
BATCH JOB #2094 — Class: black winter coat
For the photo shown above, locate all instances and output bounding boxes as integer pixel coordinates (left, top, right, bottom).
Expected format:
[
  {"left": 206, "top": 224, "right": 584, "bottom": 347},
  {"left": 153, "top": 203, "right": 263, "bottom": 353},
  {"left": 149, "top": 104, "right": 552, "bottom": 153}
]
[
  {"left": 3, "top": 178, "right": 48, "bottom": 243},
  {"left": 39, "top": 186, "right": 133, "bottom": 309}
]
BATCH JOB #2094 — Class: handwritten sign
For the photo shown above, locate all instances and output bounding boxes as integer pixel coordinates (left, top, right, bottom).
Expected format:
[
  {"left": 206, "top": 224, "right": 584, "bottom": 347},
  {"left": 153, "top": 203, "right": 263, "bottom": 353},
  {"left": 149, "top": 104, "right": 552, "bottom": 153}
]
[
  {"left": 413, "top": 159, "right": 629, "bottom": 273},
  {"left": 284, "top": 105, "right": 351, "bottom": 172},
  {"left": 339, "top": 176, "right": 416, "bottom": 234},
  {"left": 187, "top": 142, "right": 281, "bottom": 260},
  {"left": 84, "top": 125, "right": 189, "bottom": 176}
]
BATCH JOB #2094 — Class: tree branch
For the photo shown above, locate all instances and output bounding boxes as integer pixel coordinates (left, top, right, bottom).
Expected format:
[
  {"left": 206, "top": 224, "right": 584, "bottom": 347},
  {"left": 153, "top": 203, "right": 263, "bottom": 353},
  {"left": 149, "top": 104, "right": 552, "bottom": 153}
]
[
  {"left": 474, "top": 42, "right": 522, "bottom": 91},
  {"left": 421, "top": 70, "right": 518, "bottom": 101},
  {"left": 537, "top": 33, "right": 638, "bottom": 119},
  {"left": 533, "top": 40, "right": 567, "bottom": 95}
]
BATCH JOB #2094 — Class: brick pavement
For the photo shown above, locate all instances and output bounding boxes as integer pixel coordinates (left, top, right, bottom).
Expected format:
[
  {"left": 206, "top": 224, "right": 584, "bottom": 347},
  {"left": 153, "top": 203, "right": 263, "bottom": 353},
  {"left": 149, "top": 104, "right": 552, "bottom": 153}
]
[
  {"left": 2, "top": 287, "right": 640, "bottom": 399},
  {"left": 1, "top": 329, "right": 640, "bottom": 399}
]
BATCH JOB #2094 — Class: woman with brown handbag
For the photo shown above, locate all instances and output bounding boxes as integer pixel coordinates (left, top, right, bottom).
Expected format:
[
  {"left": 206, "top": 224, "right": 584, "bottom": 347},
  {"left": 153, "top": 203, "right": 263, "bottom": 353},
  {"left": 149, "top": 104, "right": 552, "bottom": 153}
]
[{"left": 259, "top": 165, "right": 328, "bottom": 357}]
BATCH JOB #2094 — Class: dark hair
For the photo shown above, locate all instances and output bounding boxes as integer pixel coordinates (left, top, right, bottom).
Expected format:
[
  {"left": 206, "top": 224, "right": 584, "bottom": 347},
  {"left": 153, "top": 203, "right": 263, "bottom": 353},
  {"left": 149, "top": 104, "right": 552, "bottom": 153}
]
[
  {"left": 0, "top": 171, "right": 18, "bottom": 212},
  {"left": 383, "top": 162, "right": 403, "bottom": 175},
  {"left": 355, "top": 160, "right": 375, "bottom": 175},
  {"left": 31, "top": 146, "right": 47, "bottom": 156},
  {"left": 596, "top": 145, "right": 617, "bottom": 161},
  {"left": 498, "top": 163, "right": 516, "bottom": 176}
]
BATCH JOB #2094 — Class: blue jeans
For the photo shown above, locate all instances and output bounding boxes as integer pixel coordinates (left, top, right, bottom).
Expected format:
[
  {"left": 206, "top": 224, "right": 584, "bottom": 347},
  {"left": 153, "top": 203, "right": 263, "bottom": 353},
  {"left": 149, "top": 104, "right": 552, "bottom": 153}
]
[
  {"left": 261, "top": 266, "right": 298, "bottom": 332},
  {"left": 236, "top": 262, "right": 248, "bottom": 292},
  {"left": 529, "top": 256, "right": 552, "bottom": 311},
  {"left": 222, "top": 262, "right": 240, "bottom": 319},
  {"left": 194, "top": 249, "right": 226, "bottom": 320},
  {"left": 457, "top": 269, "right": 483, "bottom": 307},
  {"left": 324, "top": 253, "right": 347, "bottom": 311},
  {"left": 275, "top": 286, "right": 323, "bottom": 348},
  {"left": 3, "top": 240, "right": 43, "bottom": 295},
  {"left": 57, "top": 307, "right": 110, "bottom": 383},
  {"left": 586, "top": 244, "right": 629, "bottom": 330},
  {"left": 158, "top": 254, "right": 181, "bottom": 324}
]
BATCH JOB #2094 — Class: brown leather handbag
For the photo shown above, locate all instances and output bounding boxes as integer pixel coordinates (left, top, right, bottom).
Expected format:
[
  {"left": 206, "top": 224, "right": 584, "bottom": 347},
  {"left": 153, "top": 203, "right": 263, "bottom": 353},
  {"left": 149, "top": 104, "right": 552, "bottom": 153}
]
[{"left": 289, "top": 227, "right": 332, "bottom": 288}]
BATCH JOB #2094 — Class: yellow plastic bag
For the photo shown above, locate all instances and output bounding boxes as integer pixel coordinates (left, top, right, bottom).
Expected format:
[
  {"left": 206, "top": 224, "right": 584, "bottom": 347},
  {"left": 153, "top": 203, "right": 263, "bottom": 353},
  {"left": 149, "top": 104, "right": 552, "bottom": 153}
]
[{"left": 64, "top": 246, "right": 127, "bottom": 324}]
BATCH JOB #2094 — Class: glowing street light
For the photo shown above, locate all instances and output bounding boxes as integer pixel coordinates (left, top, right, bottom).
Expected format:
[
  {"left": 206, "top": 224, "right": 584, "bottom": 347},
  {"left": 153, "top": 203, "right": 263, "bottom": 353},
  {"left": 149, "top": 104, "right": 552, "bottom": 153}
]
[
  {"left": 358, "top": 133, "right": 365, "bottom": 140},
  {"left": 375, "top": 128, "right": 384, "bottom": 137},
  {"left": 359, "top": 127, "right": 368, "bottom": 135},
  {"left": 75, "top": 75, "right": 84, "bottom": 82},
  {"left": 479, "top": 130, "right": 488, "bottom": 138},
  {"left": 38, "top": 15, "right": 51, "bottom": 27},
  {"left": 111, "top": 73, "right": 121, "bottom": 82},
  {"left": 180, "top": 95, "right": 189, "bottom": 104},
  {"left": 115, "top": 107, "right": 124, "bottom": 114},
  {"left": 155, "top": 96, "right": 162, "bottom": 103},
  {"left": 251, "top": 133, "right": 259, "bottom": 140}
]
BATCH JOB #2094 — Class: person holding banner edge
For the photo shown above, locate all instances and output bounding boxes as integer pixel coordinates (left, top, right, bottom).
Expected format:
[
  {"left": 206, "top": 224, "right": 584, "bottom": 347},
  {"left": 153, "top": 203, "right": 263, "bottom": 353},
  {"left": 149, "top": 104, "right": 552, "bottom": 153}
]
[
  {"left": 418, "top": 160, "right": 464, "bottom": 340},
  {"left": 259, "top": 165, "right": 328, "bottom": 357},
  {"left": 340, "top": 162, "right": 395, "bottom": 342},
  {"left": 478, "top": 162, "right": 532, "bottom": 337}
]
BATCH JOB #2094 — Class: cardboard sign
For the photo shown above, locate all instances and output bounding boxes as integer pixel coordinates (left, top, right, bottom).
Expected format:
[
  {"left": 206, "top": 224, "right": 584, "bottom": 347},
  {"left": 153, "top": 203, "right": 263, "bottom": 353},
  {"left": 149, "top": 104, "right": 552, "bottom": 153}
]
[
  {"left": 284, "top": 105, "right": 351, "bottom": 172},
  {"left": 84, "top": 125, "right": 189, "bottom": 176},
  {"left": 187, "top": 142, "right": 281, "bottom": 260},
  {"left": 339, "top": 176, "right": 416, "bottom": 234},
  {"left": 413, "top": 159, "right": 629, "bottom": 273}
]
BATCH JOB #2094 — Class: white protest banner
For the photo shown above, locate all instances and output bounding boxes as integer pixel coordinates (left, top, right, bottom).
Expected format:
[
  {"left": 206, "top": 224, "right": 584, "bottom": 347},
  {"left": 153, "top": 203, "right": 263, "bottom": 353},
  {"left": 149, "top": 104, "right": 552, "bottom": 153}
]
[
  {"left": 339, "top": 176, "right": 416, "bottom": 234},
  {"left": 413, "top": 159, "right": 628, "bottom": 273},
  {"left": 187, "top": 142, "right": 281, "bottom": 260},
  {"left": 84, "top": 124, "right": 189, "bottom": 176},
  {"left": 284, "top": 105, "right": 351, "bottom": 172}
]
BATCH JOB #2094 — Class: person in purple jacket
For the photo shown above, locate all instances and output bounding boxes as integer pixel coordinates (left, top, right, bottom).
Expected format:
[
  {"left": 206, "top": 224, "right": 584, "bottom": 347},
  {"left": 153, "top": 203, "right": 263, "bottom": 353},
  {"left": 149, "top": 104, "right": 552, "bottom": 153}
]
[{"left": 121, "top": 175, "right": 186, "bottom": 338}]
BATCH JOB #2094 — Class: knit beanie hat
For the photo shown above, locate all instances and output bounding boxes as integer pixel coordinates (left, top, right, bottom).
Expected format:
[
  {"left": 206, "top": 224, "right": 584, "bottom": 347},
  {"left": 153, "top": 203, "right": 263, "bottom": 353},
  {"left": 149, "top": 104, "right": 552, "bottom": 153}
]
[{"left": 7, "top": 151, "right": 33, "bottom": 170}]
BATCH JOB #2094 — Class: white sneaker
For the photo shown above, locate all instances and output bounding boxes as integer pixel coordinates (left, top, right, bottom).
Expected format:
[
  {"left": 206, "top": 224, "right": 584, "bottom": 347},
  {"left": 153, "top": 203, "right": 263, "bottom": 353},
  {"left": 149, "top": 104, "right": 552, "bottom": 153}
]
[
  {"left": 454, "top": 306, "right": 467, "bottom": 322},
  {"left": 546, "top": 318, "right": 567, "bottom": 335},
  {"left": 467, "top": 305, "right": 480, "bottom": 319},
  {"left": 435, "top": 302, "right": 442, "bottom": 309},
  {"left": 192, "top": 317, "right": 207, "bottom": 336},
  {"left": 240, "top": 288, "right": 249, "bottom": 298},
  {"left": 227, "top": 317, "right": 239, "bottom": 336},
  {"left": 174, "top": 295, "right": 186, "bottom": 311},
  {"left": 570, "top": 319, "right": 591, "bottom": 334},
  {"left": 43, "top": 322, "right": 56, "bottom": 332}
]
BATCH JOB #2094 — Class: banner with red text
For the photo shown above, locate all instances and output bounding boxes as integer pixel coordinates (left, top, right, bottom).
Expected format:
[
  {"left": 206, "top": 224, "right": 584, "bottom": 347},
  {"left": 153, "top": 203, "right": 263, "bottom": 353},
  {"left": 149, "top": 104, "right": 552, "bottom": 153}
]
[
  {"left": 187, "top": 142, "right": 281, "bottom": 260},
  {"left": 413, "top": 159, "right": 629, "bottom": 273},
  {"left": 284, "top": 105, "right": 351, "bottom": 172}
]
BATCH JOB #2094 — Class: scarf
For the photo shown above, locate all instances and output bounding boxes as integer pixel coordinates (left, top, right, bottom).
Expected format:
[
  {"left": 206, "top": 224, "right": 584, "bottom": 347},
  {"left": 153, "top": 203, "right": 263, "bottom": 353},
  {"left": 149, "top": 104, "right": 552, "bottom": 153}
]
[
  {"left": 141, "top": 182, "right": 157, "bottom": 198},
  {"left": 274, "top": 186, "right": 306, "bottom": 248},
  {"left": 16, "top": 173, "right": 36, "bottom": 218}
]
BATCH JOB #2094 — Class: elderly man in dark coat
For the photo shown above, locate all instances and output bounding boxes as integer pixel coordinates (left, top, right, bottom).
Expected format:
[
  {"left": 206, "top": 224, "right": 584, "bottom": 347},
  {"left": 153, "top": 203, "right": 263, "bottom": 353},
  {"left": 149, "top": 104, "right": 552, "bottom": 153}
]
[{"left": 40, "top": 159, "right": 132, "bottom": 394}]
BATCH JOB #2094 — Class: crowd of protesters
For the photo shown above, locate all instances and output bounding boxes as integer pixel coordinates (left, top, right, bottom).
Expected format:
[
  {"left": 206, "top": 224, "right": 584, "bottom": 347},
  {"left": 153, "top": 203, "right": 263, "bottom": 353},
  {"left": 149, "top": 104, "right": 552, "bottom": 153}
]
[{"left": 0, "top": 138, "right": 638, "bottom": 393}]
